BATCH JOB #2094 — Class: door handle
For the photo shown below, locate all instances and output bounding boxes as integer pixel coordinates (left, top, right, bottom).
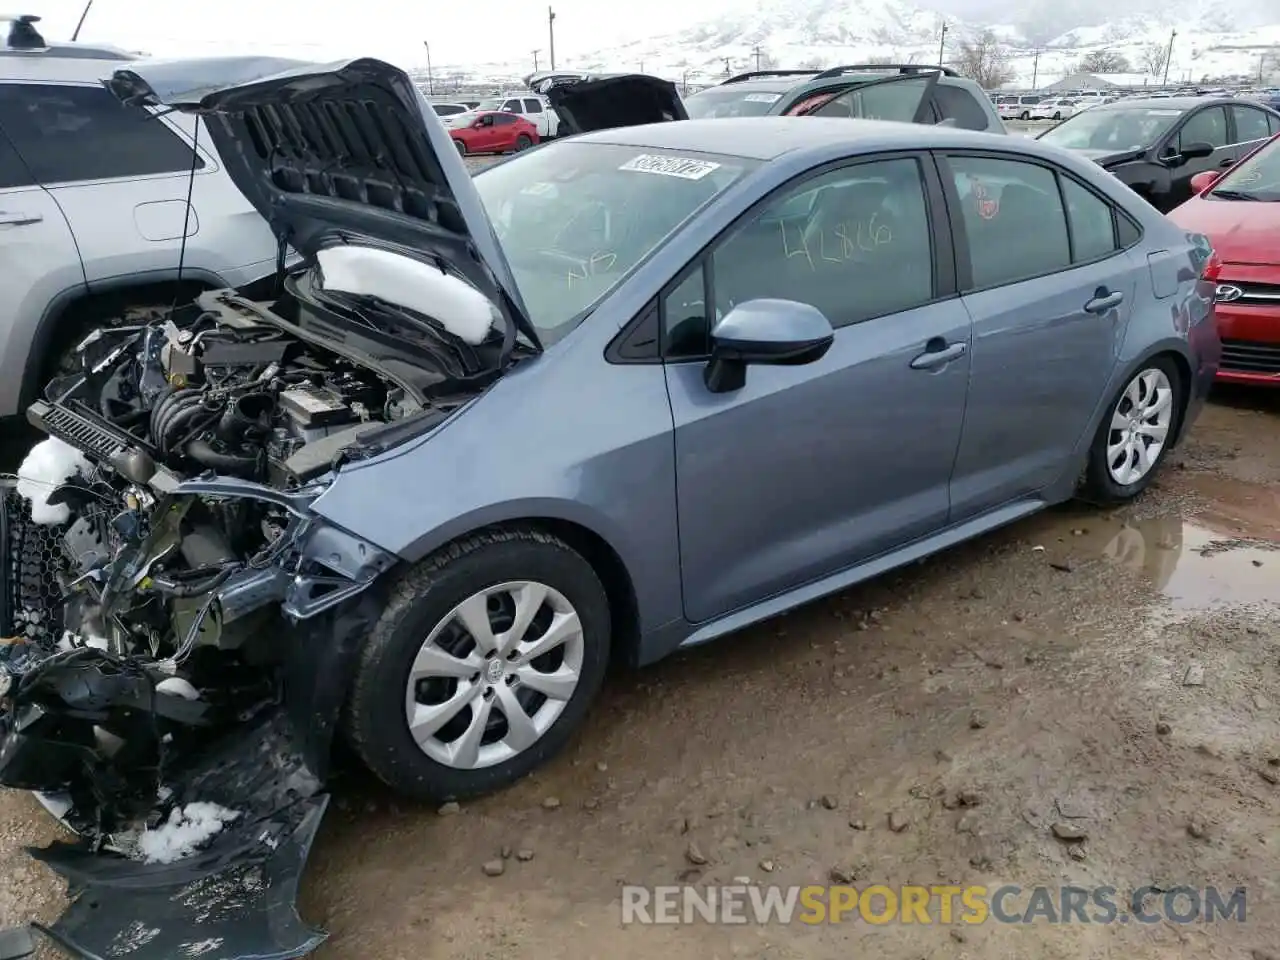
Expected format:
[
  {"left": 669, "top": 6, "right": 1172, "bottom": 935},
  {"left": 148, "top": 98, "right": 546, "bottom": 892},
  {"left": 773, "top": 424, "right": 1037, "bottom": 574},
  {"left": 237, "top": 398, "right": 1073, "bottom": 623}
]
[
  {"left": 909, "top": 339, "right": 967, "bottom": 370},
  {"left": 1219, "top": 157, "right": 1235, "bottom": 168},
  {"left": 0, "top": 211, "right": 42, "bottom": 226},
  {"left": 1084, "top": 290, "right": 1124, "bottom": 314}
]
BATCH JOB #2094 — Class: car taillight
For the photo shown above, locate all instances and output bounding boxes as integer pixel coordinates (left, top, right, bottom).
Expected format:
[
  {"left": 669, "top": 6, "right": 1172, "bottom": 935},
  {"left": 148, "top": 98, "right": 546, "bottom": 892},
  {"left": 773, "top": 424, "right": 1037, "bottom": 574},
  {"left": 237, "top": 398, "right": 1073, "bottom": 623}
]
[{"left": 1201, "top": 250, "right": 1223, "bottom": 282}]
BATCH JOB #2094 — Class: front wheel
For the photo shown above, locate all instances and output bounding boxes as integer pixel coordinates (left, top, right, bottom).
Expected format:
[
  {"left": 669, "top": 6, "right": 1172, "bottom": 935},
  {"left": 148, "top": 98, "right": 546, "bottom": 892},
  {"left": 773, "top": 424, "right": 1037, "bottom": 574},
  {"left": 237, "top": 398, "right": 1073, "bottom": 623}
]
[
  {"left": 1079, "top": 357, "right": 1182, "bottom": 504},
  {"left": 345, "top": 527, "right": 612, "bottom": 802},
  {"left": 513, "top": 134, "right": 533, "bottom": 152},
  {"left": 1019, "top": 110, "right": 1031, "bottom": 120},
  {"left": 1053, "top": 111, "right": 1062, "bottom": 120}
]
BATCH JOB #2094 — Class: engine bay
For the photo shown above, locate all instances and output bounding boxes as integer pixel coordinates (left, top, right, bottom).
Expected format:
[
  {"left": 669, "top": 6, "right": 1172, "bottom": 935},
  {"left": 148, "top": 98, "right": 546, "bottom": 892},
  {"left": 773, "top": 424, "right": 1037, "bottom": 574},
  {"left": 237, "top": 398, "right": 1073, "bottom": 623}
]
[{"left": 0, "top": 284, "right": 460, "bottom": 960}]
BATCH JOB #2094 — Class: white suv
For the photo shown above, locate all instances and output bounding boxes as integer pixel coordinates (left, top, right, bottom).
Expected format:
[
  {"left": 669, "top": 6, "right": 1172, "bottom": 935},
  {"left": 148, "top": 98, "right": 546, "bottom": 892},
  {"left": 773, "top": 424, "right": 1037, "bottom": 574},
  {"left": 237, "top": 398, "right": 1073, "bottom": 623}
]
[{"left": 0, "top": 15, "right": 278, "bottom": 420}]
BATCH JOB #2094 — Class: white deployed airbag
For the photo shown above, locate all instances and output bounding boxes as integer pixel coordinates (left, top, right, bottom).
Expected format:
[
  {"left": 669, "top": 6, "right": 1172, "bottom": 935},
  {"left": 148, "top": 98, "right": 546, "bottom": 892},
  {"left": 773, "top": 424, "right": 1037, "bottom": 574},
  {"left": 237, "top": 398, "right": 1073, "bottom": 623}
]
[{"left": 315, "top": 246, "right": 498, "bottom": 346}]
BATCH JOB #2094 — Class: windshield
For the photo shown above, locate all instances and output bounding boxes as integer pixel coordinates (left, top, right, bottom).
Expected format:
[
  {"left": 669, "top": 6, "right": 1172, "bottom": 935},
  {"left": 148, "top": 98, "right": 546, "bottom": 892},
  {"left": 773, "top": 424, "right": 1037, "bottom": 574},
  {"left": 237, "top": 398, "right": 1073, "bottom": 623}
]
[
  {"left": 1210, "top": 135, "right": 1280, "bottom": 200},
  {"left": 1039, "top": 106, "right": 1184, "bottom": 150},
  {"left": 684, "top": 85, "right": 788, "bottom": 118},
  {"left": 474, "top": 141, "right": 757, "bottom": 343}
]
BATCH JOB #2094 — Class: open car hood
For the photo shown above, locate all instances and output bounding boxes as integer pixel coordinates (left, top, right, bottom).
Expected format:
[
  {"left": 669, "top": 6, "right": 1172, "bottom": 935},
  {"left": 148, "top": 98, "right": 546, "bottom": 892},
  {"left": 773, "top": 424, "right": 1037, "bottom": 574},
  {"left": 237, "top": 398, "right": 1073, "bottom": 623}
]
[
  {"left": 106, "top": 57, "right": 541, "bottom": 350},
  {"left": 526, "top": 70, "right": 687, "bottom": 133}
]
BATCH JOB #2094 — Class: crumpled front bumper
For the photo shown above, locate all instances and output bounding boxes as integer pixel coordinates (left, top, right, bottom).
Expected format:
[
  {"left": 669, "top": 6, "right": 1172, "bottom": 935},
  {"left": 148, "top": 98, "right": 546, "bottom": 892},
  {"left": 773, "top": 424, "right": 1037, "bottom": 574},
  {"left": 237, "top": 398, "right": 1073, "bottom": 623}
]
[
  {"left": 0, "top": 484, "right": 387, "bottom": 960},
  {"left": 4, "top": 710, "right": 332, "bottom": 960}
]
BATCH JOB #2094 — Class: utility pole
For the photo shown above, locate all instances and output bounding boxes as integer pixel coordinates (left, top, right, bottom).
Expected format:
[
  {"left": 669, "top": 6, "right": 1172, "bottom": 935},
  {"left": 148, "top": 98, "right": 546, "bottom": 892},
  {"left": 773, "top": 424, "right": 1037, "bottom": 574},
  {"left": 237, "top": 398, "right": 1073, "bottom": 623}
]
[
  {"left": 639, "top": 60, "right": 645, "bottom": 73},
  {"left": 1031, "top": 48, "right": 1040, "bottom": 88},
  {"left": 532, "top": 49, "right": 540, "bottom": 72},
  {"left": 937, "top": 21, "right": 947, "bottom": 67},
  {"left": 1162, "top": 28, "right": 1176, "bottom": 85},
  {"left": 548, "top": 7, "right": 557, "bottom": 70},
  {"left": 753, "top": 45, "right": 762, "bottom": 71},
  {"left": 70, "top": 0, "right": 93, "bottom": 41},
  {"left": 422, "top": 41, "right": 434, "bottom": 95},
  {"left": 723, "top": 57, "right": 732, "bottom": 77}
]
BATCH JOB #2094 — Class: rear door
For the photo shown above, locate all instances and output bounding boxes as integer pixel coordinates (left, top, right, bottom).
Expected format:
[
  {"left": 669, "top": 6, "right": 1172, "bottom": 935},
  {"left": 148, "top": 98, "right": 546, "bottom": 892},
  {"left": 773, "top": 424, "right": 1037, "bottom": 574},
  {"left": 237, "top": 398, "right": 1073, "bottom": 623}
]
[
  {"left": 937, "top": 151, "right": 1139, "bottom": 518},
  {"left": 664, "top": 153, "right": 972, "bottom": 622},
  {"left": 522, "top": 97, "right": 549, "bottom": 137}
]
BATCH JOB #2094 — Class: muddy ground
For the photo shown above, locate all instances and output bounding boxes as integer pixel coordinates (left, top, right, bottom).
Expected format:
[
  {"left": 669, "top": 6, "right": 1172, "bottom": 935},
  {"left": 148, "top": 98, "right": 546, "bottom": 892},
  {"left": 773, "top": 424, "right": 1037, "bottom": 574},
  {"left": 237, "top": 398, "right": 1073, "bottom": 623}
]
[{"left": 2, "top": 386, "right": 1278, "bottom": 960}]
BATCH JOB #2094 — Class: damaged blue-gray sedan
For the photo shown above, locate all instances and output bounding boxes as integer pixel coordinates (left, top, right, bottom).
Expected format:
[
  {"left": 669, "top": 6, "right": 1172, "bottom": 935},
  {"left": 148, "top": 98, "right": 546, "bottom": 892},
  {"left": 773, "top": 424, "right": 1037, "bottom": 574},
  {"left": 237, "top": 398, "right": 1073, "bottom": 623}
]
[{"left": 0, "top": 52, "right": 1218, "bottom": 960}]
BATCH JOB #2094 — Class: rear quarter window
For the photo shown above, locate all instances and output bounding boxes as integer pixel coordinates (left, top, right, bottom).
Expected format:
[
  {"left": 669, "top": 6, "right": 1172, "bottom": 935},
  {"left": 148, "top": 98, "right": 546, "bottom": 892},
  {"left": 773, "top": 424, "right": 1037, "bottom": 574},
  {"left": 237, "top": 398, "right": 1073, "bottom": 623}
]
[{"left": 935, "top": 85, "right": 993, "bottom": 130}]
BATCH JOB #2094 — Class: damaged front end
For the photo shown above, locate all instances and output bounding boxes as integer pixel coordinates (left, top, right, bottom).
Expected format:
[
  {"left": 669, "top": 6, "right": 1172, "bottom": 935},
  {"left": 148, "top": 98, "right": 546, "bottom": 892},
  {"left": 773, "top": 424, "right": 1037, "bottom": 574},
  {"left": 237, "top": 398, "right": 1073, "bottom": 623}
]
[
  {"left": 1, "top": 52, "right": 533, "bottom": 958},
  {"left": 0, "top": 301, "right": 401, "bottom": 959}
]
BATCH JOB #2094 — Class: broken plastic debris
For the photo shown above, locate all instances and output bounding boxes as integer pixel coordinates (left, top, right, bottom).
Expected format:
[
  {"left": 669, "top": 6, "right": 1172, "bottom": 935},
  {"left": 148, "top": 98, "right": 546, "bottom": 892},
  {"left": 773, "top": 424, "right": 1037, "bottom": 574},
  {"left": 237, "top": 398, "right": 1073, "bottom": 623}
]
[
  {"left": 15, "top": 437, "right": 90, "bottom": 525},
  {"left": 131, "top": 803, "right": 242, "bottom": 865}
]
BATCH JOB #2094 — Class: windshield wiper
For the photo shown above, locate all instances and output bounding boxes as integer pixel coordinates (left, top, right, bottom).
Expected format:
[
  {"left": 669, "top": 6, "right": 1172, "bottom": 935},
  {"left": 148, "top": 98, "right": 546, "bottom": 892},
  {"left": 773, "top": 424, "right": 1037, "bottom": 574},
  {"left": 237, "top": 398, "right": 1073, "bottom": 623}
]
[{"left": 1211, "top": 189, "right": 1262, "bottom": 201}]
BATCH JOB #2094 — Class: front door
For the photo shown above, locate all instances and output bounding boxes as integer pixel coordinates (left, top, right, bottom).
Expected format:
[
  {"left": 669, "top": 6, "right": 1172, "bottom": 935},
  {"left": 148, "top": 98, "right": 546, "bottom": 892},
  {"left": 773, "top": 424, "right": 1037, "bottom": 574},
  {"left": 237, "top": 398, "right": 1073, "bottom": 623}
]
[
  {"left": 664, "top": 155, "right": 972, "bottom": 623},
  {"left": 1161, "top": 105, "right": 1232, "bottom": 210},
  {"left": 0, "top": 119, "right": 84, "bottom": 414},
  {"left": 938, "top": 152, "right": 1136, "bottom": 518}
]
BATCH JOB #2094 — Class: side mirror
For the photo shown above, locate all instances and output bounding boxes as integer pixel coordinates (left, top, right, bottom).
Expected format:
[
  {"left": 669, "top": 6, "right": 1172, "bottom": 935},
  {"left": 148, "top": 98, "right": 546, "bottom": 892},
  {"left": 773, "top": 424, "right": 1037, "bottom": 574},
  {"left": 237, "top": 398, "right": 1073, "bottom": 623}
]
[
  {"left": 703, "top": 299, "right": 834, "bottom": 394},
  {"left": 1180, "top": 140, "right": 1215, "bottom": 160},
  {"left": 1189, "top": 170, "right": 1221, "bottom": 194}
]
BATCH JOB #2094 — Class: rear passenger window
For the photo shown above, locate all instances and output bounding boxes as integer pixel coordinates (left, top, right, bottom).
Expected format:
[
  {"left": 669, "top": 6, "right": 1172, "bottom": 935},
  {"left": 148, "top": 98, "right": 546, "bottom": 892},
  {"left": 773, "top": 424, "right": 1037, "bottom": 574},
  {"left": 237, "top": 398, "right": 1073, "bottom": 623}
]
[
  {"left": 1059, "top": 177, "right": 1117, "bottom": 262},
  {"left": 0, "top": 83, "right": 203, "bottom": 185},
  {"left": 503, "top": 99, "right": 523, "bottom": 112},
  {"left": 947, "top": 155, "right": 1071, "bottom": 289},
  {"left": 523, "top": 98, "right": 544, "bottom": 113},
  {"left": 935, "top": 86, "right": 990, "bottom": 130}
]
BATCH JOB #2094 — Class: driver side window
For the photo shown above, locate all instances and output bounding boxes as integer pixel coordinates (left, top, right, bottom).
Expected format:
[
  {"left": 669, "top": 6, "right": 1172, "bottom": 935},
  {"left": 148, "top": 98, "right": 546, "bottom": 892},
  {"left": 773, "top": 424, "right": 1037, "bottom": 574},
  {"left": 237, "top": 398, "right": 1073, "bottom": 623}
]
[
  {"left": 1177, "top": 107, "right": 1228, "bottom": 150},
  {"left": 662, "top": 157, "right": 935, "bottom": 358}
]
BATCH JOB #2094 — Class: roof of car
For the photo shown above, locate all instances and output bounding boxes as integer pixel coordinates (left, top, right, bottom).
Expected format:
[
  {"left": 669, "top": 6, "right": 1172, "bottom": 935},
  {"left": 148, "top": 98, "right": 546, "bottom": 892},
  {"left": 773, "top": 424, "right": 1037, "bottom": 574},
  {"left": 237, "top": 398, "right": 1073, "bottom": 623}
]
[
  {"left": 1095, "top": 96, "right": 1214, "bottom": 111},
  {"left": 575, "top": 116, "right": 1010, "bottom": 161}
]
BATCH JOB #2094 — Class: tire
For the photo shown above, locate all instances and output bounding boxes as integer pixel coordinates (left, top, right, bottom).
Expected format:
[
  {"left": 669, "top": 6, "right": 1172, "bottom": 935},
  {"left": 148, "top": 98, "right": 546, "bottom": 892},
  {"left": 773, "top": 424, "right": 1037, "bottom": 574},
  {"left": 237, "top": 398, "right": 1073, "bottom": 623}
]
[
  {"left": 1020, "top": 110, "right": 1030, "bottom": 120},
  {"left": 1053, "top": 112, "right": 1062, "bottom": 120},
  {"left": 453, "top": 139, "right": 467, "bottom": 156},
  {"left": 1079, "top": 356, "right": 1183, "bottom": 504},
  {"left": 513, "top": 134, "right": 533, "bottom": 152},
  {"left": 345, "top": 527, "right": 612, "bottom": 802}
]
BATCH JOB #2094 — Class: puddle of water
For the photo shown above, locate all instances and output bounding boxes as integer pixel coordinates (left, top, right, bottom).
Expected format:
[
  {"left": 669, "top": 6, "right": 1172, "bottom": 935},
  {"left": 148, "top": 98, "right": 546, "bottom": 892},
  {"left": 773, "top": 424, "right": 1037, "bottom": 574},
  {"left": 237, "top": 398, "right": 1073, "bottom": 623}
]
[{"left": 1100, "top": 515, "right": 1278, "bottom": 610}]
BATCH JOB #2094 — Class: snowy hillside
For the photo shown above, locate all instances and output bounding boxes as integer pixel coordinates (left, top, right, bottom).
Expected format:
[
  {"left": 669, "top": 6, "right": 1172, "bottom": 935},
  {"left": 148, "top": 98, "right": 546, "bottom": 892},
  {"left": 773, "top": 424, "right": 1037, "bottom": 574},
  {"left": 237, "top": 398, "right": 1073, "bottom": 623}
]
[{"left": 424, "top": 0, "right": 1280, "bottom": 89}]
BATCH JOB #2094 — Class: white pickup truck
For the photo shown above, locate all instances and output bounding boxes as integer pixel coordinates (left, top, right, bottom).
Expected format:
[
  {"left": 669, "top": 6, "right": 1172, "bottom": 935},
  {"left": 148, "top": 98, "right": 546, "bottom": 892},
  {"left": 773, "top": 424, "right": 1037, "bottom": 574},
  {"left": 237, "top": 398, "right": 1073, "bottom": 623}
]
[{"left": 439, "top": 93, "right": 560, "bottom": 139}]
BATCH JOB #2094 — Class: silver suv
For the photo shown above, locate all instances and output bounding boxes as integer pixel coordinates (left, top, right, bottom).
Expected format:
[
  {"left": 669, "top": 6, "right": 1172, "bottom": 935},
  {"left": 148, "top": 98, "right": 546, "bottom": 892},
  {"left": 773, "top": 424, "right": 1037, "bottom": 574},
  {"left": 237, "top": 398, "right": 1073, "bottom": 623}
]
[{"left": 0, "top": 14, "right": 278, "bottom": 420}]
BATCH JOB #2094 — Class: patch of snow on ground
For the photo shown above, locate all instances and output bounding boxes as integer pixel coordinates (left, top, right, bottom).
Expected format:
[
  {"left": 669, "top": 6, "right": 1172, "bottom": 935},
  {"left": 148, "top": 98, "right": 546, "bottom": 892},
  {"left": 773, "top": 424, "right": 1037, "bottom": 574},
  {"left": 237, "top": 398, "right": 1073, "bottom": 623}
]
[
  {"left": 135, "top": 803, "right": 241, "bottom": 865},
  {"left": 15, "top": 437, "right": 90, "bottom": 525}
]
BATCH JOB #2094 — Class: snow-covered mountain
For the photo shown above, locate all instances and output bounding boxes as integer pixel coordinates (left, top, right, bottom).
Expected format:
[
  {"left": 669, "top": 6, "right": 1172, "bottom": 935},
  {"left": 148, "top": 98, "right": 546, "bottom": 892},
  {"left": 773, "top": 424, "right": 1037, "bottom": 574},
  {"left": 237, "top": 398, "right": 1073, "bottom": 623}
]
[{"left": 424, "top": 0, "right": 1280, "bottom": 89}]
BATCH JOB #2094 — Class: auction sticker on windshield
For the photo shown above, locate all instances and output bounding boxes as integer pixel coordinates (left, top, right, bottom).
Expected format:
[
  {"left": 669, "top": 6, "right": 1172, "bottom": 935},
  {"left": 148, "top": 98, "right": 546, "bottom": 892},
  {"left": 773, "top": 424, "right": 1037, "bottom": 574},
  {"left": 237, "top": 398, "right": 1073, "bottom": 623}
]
[
  {"left": 1146, "top": 109, "right": 1183, "bottom": 116},
  {"left": 619, "top": 154, "right": 722, "bottom": 179},
  {"left": 744, "top": 92, "right": 783, "bottom": 103}
]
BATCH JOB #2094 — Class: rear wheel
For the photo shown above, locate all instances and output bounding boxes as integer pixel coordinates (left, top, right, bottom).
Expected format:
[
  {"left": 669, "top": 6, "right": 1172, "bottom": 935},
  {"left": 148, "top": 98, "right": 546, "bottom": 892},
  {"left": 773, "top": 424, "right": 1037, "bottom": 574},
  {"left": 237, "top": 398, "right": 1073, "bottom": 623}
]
[
  {"left": 1053, "top": 111, "right": 1062, "bottom": 120},
  {"left": 1080, "top": 357, "right": 1183, "bottom": 504},
  {"left": 513, "top": 134, "right": 533, "bottom": 152},
  {"left": 345, "top": 527, "right": 612, "bottom": 802},
  {"left": 453, "top": 139, "right": 467, "bottom": 156},
  {"left": 1019, "top": 110, "right": 1031, "bottom": 120}
]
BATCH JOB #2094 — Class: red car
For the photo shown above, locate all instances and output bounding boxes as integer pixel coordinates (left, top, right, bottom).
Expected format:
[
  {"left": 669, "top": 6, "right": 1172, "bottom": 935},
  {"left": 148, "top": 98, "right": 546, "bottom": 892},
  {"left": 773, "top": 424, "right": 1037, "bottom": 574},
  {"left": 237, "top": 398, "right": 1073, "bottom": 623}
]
[
  {"left": 1167, "top": 133, "right": 1280, "bottom": 386},
  {"left": 449, "top": 110, "right": 539, "bottom": 156}
]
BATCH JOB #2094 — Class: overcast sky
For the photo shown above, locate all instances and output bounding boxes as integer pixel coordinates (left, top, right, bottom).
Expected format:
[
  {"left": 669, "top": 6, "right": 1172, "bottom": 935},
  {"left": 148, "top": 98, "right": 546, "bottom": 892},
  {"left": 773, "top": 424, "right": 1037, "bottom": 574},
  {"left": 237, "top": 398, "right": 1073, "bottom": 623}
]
[{"left": 20, "top": 0, "right": 754, "bottom": 69}]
